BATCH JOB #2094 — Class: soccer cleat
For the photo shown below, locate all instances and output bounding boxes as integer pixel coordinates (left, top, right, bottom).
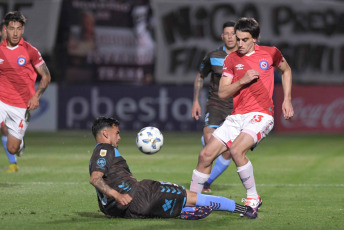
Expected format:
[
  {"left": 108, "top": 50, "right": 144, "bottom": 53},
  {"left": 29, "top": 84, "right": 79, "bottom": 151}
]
[
  {"left": 16, "top": 139, "right": 25, "bottom": 157},
  {"left": 242, "top": 195, "right": 262, "bottom": 212},
  {"left": 6, "top": 163, "right": 19, "bottom": 173},
  {"left": 202, "top": 181, "right": 212, "bottom": 193},
  {"left": 180, "top": 206, "right": 212, "bottom": 220},
  {"left": 240, "top": 196, "right": 262, "bottom": 217},
  {"left": 242, "top": 206, "right": 257, "bottom": 219}
]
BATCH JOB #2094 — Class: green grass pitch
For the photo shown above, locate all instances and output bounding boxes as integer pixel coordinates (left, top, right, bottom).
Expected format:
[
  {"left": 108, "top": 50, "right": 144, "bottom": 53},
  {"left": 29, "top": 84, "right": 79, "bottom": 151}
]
[{"left": 0, "top": 131, "right": 343, "bottom": 230}]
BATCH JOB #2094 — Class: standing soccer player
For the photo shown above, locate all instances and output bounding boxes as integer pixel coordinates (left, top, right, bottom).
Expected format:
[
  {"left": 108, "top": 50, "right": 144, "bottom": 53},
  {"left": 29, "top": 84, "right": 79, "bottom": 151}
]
[
  {"left": 192, "top": 21, "right": 237, "bottom": 192},
  {"left": 0, "top": 11, "right": 51, "bottom": 156},
  {"left": 190, "top": 17, "right": 294, "bottom": 212},
  {"left": 0, "top": 20, "right": 18, "bottom": 172}
]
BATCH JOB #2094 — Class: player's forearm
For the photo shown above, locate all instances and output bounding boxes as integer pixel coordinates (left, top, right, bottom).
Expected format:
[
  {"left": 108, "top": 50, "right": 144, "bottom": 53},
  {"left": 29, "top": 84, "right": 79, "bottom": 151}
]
[
  {"left": 219, "top": 80, "right": 242, "bottom": 99},
  {"left": 35, "top": 64, "right": 51, "bottom": 98},
  {"left": 193, "top": 74, "right": 203, "bottom": 102},
  {"left": 90, "top": 175, "right": 114, "bottom": 197},
  {"left": 281, "top": 69, "right": 292, "bottom": 102},
  {"left": 35, "top": 77, "right": 50, "bottom": 98}
]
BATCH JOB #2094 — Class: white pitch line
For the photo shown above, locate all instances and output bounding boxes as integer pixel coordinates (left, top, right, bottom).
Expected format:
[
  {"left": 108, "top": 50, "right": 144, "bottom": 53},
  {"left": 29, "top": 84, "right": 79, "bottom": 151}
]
[
  {"left": 0, "top": 182, "right": 88, "bottom": 185},
  {"left": 222, "top": 184, "right": 344, "bottom": 187},
  {"left": 0, "top": 182, "right": 344, "bottom": 187}
]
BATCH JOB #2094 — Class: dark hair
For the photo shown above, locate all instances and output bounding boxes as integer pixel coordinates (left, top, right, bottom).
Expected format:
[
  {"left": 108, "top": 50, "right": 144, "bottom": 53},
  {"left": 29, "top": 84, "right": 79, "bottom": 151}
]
[
  {"left": 223, "top": 21, "right": 235, "bottom": 30},
  {"left": 4, "top": 11, "right": 26, "bottom": 26},
  {"left": 92, "top": 117, "right": 120, "bottom": 139},
  {"left": 234, "top": 17, "right": 260, "bottom": 39}
]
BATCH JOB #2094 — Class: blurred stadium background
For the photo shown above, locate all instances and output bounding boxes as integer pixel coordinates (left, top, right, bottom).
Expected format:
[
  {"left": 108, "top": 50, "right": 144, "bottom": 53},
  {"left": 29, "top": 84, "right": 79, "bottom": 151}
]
[
  {"left": 1, "top": 1, "right": 344, "bottom": 229},
  {"left": 0, "top": 0, "right": 342, "bottom": 134}
]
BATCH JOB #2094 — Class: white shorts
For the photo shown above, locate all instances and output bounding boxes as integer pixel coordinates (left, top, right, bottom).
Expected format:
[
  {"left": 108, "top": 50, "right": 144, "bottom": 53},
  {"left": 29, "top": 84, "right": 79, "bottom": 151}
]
[
  {"left": 0, "top": 100, "right": 30, "bottom": 140},
  {"left": 213, "top": 112, "right": 274, "bottom": 149}
]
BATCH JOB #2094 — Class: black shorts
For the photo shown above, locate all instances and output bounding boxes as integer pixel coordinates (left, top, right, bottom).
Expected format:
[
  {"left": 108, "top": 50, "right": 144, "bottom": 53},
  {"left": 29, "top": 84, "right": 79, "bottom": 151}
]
[
  {"left": 204, "top": 105, "right": 232, "bottom": 128},
  {"left": 123, "top": 180, "right": 187, "bottom": 219}
]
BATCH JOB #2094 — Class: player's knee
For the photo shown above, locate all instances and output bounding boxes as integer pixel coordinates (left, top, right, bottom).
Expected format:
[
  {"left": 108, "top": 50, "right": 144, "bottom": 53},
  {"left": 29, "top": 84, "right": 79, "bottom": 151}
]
[
  {"left": 199, "top": 148, "right": 215, "bottom": 167},
  {"left": 222, "top": 150, "right": 232, "bottom": 160},
  {"left": 229, "top": 145, "right": 243, "bottom": 159},
  {"left": 7, "top": 144, "right": 19, "bottom": 155}
]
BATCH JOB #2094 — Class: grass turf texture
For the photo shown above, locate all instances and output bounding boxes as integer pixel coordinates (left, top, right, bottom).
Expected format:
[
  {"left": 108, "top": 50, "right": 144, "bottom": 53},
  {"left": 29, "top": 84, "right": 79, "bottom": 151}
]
[{"left": 0, "top": 131, "right": 343, "bottom": 230}]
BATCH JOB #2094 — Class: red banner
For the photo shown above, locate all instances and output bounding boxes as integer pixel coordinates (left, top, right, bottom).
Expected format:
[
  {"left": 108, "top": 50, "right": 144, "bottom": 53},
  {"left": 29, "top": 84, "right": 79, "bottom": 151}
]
[{"left": 274, "top": 85, "right": 344, "bottom": 133}]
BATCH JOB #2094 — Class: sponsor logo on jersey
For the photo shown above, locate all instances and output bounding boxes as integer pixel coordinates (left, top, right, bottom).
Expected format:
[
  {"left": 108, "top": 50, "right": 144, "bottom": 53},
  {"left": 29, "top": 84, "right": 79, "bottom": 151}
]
[
  {"left": 162, "top": 199, "right": 173, "bottom": 212},
  {"left": 259, "top": 60, "right": 269, "bottom": 70},
  {"left": 100, "top": 149, "right": 107, "bottom": 157},
  {"left": 235, "top": 64, "right": 244, "bottom": 70},
  {"left": 17, "top": 57, "right": 26, "bottom": 66},
  {"left": 0, "top": 59, "right": 4, "bottom": 64}
]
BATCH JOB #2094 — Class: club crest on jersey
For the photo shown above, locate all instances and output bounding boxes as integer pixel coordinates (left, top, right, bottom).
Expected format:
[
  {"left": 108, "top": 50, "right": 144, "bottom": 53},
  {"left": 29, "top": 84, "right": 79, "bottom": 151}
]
[
  {"left": 17, "top": 57, "right": 26, "bottom": 66},
  {"left": 259, "top": 60, "right": 269, "bottom": 70},
  {"left": 97, "top": 158, "right": 106, "bottom": 168},
  {"left": 100, "top": 149, "right": 107, "bottom": 157}
]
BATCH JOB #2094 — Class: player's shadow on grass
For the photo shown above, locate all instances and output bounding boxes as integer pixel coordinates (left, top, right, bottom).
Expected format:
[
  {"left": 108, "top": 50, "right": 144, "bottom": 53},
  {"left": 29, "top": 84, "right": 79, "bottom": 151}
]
[
  {"left": 76, "top": 212, "right": 106, "bottom": 218},
  {"left": 0, "top": 183, "right": 19, "bottom": 187}
]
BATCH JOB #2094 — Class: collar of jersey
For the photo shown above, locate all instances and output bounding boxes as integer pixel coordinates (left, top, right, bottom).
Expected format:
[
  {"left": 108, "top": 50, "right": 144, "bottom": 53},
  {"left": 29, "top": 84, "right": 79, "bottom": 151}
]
[
  {"left": 245, "top": 43, "right": 259, "bottom": 56},
  {"left": 222, "top": 45, "right": 228, "bottom": 54},
  {"left": 1, "top": 37, "right": 24, "bottom": 48}
]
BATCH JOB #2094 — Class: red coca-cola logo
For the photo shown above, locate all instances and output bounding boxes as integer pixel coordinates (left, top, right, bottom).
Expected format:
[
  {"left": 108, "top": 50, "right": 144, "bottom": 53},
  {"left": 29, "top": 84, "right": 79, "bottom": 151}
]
[
  {"left": 274, "top": 85, "right": 344, "bottom": 133},
  {"left": 281, "top": 98, "right": 344, "bottom": 128}
]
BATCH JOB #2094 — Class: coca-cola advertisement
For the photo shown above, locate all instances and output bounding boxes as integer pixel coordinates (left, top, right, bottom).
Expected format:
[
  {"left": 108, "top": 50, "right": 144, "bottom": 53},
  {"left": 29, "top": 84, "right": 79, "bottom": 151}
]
[{"left": 274, "top": 85, "right": 344, "bottom": 133}]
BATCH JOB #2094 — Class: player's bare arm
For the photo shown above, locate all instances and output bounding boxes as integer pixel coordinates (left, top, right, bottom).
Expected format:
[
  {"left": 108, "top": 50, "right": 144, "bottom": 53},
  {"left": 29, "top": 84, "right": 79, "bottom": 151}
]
[
  {"left": 35, "top": 63, "right": 51, "bottom": 97},
  {"left": 218, "top": 69, "right": 258, "bottom": 99},
  {"left": 90, "top": 171, "right": 132, "bottom": 206},
  {"left": 27, "top": 63, "right": 51, "bottom": 110},
  {"left": 192, "top": 73, "right": 204, "bottom": 120},
  {"left": 277, "top": 58, "right": 294, "bottom": 120}
]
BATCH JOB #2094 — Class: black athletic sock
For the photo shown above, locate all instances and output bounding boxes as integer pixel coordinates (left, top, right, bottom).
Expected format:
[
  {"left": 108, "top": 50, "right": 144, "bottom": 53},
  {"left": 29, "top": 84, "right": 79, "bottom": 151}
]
[{"left": 233, "top": 203, "right": 248, "bottom": 214}]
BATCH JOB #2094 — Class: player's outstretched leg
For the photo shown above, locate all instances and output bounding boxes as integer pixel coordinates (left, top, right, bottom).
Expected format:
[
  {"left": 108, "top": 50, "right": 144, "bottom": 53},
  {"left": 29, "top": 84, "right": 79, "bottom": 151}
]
[{"left": 195, "top": 192, "right": 257, "bottom": 219}]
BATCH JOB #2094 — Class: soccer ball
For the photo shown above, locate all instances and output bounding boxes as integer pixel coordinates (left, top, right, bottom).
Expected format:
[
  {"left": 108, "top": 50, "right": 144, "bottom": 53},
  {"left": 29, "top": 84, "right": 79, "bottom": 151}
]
[{"left": 136, "top": 127, "right": 164, "bottom": 154}]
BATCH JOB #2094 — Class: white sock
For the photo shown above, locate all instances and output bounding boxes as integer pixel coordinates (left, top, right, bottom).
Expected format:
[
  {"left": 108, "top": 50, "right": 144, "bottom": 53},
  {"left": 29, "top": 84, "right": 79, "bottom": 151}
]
[
  {"left": 237, "top": 161, "right": 258, "bottom": 198},
  {"left": 190, "top": 169, "right": 210, "bottom": 193}
]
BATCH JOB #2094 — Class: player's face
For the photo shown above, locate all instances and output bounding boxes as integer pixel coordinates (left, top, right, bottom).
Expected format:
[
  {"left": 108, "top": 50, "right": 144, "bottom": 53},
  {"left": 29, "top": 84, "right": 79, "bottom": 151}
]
[
  {"left": 222, "top": 26, "right": 237, "bottom": 50},
  {"left": 109, "top": 125, "right": 121, "bottom": 148},
  {"left": 6, "top": 21, "right": 24, "bottom": 47},
  {"left": 236, "top": 30, "right": 256, "bottom": 55}
]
